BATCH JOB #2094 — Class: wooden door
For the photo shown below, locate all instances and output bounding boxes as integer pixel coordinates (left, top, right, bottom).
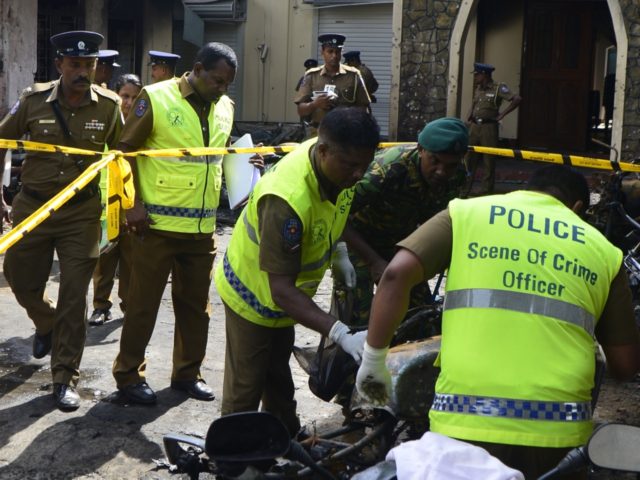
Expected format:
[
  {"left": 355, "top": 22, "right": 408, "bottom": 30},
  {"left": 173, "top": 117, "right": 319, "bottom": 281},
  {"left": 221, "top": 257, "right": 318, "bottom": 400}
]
[{"left": 519, "top": 1, "right": 594, "bottom": 152}]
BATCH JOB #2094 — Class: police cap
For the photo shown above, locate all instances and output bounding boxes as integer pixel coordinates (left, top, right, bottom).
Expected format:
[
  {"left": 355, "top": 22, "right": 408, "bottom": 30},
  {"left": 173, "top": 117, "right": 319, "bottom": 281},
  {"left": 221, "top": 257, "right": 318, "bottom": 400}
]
[
  {"left": 98, "top": 49, "right": 121, "bottom": 67},
  {"left": 50, "top": 30, "right": 103, "bottom": 57},
  {"left": 342, "top": 51, "right": 360, "bottom": 61},
  {"left": 148, "top": 50, "right": 181, "bottom": 67},
  {"left": 318, "top": 33, "right": 346, "bottom": 49},
  {"left": 304, "top": 58, "right": 318, "bottom": 69},
  {"left": 472, "top": 62, "right": 495, "bottom": 74}
]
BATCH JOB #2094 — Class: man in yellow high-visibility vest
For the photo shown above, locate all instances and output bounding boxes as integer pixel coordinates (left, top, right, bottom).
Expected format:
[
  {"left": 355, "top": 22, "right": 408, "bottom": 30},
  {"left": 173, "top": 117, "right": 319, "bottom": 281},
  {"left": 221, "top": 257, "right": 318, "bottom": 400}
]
[{"left": 356, "top": 165, "right": 640, "bottom": 479}]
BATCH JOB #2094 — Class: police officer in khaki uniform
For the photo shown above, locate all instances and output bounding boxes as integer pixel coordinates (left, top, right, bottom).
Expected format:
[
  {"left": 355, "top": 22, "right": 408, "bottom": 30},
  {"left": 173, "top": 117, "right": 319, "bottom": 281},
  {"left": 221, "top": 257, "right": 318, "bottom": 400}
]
[
  {"left": 294, "top": 34, "right": 370, "bottom": 138},
  {"left": 95, "top": 49, "right": 120, "bottom": 89},
  {"left": 343, "top": 50, "right": 379, "bottom": 102},
  {"left": 112, "top": 42, "right": 237, "bottom": 405},
  {"left": 464, "top": 62, "right": 521, "bottom": 195},
  {"left": 0, "top": 30, "right": 123, "bottom": 411},
  {"left": 148, "top": 50, "right": 181, "bottom": 83}
]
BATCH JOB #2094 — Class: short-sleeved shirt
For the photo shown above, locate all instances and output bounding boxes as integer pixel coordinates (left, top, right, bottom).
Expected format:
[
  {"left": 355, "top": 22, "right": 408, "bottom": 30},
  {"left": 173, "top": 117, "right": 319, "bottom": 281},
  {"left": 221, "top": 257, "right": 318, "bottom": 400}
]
[
  {"left": 0, "top": 80, "right": 122, "bottom": 196},
  {"left": 119, "top": 73, "right": 212, "bottom": 149},
  {"left": 472, "top": 81, "right": 515, "bottom": 120},
  {"left": 349, "top": 145, "right": 464, "bottom": 260},
  {"left": 294, "top": 64, "right": 371, "bottom": 126},
  {"left": 399, "top": 207, "right": 640, "bottom": 346},
  {"left": 257, "top": 144, "right": 338, "bottom": 275},
  {"left": 357, "top": 63, "right": 379, "bottom": 96}
]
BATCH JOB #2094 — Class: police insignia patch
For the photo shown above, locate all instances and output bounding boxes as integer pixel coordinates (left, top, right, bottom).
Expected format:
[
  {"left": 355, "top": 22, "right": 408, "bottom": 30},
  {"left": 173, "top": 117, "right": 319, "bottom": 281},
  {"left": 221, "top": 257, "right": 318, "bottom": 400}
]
[
  {"left": 283, "top": 218, "right": 302, "bottom": 250},
  {"left": 135, "top": 98, "right": 148, "bottom": 118},
  {"left": 9, "top": 100, "right": 20, "bottom": 115},
  {"left": 500, "top": 84, "right": 510, "bottom": 93},
  {"left": 167, "top": 109, "right": 183, "bottom": 126}
]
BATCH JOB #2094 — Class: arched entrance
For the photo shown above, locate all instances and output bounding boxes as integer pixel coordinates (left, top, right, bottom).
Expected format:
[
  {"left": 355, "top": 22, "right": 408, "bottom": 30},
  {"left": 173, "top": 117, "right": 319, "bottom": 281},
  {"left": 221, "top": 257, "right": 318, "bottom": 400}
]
[{"left": 447, "top": 0, "right": 627, "bottom": 159}]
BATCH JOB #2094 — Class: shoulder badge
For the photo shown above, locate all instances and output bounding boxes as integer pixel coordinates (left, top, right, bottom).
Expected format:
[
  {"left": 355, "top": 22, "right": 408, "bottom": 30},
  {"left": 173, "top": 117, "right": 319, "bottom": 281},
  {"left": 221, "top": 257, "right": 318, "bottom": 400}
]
[
  {"left": 342, "top": 65, "right": 360, "bottom": 74},
  {"left": 135, "top": 98, "right": 148, "bottom": 118},
  {"left": 500, "top": 84, "right": 511, "bottom": 94},
  {"left": 282, "top": 217, "right": 302, "bottom": 251},
  {"left": 306, "top": 66, "right": 323, "bottom": 74}
]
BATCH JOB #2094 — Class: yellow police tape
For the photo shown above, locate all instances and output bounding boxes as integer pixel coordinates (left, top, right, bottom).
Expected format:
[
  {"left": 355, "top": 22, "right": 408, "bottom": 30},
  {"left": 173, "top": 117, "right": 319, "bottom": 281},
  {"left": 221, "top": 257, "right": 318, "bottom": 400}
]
[{"left": 1, "top": 138, "right": 638, "bottom": 254}]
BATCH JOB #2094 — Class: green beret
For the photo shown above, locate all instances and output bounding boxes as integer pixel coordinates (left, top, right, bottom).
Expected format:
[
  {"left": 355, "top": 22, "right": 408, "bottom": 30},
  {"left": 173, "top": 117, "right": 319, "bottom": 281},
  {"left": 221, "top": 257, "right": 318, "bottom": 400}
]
[{"left": 417, "top": 117, "right": 469, "bottom": 154}]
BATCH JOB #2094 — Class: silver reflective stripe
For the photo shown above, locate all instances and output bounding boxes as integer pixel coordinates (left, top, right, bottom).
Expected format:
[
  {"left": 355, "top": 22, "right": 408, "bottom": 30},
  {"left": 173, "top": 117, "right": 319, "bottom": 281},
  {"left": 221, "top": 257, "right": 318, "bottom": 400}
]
[
  {"left": 301, "top": 249, "right": 331, "bottom": 272},
  {"left": 243, "top": 210, "right": 259, "bottom": 245},
  {"left": 432, "top": 393, "right": 591, "bottom": 422},
  {"left": 141, "top": 155, "right": 223, "bottom": 165},
  {"left": 444, "top": 288, "right": 595, "bottom": 336}
]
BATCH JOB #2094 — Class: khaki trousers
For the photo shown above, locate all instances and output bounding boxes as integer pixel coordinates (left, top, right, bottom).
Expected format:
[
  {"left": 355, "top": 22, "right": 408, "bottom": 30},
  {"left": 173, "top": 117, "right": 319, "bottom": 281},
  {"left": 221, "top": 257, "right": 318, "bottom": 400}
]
[
  {"left": 465, "top": 122, "right": 499, "bottom": 194},
  {"left": 3, "top": 191, "right": 101, "bottom": 386},
  {"left": 91, "top": 233, "right": 132, "bottom": 312},
  {"left": 112, "top": 229, "right": 215, "bottom": 387},
  {"left": 221, "top": 303, "right": 300, "bottom": 437}
]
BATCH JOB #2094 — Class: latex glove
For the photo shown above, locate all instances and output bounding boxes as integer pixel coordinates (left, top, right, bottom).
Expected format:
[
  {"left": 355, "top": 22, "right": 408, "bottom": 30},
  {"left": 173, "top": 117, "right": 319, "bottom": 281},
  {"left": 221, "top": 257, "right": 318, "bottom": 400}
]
[
  {"left": 355, "top": 342, "right": 392, "bottom": 405},
  {"left": 328, "top": 320, "right": 367, "bottom": 363},
  {"left": 331, "top": 241, "right": 356, "bottom": 290}
]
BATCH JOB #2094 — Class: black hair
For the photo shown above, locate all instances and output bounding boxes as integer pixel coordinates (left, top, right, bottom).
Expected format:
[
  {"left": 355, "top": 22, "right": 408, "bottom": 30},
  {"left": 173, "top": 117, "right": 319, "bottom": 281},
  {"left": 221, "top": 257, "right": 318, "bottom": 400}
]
[
  {"left": 114, "top": 73, "right": 142, "bottom": 93},
  {"left": 318, "top": 107, "right": 380, "bottom": 151},
  {"left": 195, "top": 42, "right": 238, "bottom": 71},
  {"left": 526, "top": 165, "right": 590, "bottom": 210}
]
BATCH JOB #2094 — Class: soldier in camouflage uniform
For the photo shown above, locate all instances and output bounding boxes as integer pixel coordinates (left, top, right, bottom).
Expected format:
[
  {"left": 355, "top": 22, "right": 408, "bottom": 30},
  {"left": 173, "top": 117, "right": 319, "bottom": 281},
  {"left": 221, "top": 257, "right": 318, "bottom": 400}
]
[{"left": 339, "top": 118, "right": 469, "bottom": 327}]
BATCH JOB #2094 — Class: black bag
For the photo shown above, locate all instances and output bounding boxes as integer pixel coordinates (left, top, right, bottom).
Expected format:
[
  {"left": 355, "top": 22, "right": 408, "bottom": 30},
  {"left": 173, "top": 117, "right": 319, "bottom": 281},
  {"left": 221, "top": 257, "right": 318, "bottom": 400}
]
[{"left": 308, "top": 335, "right": 357, "bottom": 402}]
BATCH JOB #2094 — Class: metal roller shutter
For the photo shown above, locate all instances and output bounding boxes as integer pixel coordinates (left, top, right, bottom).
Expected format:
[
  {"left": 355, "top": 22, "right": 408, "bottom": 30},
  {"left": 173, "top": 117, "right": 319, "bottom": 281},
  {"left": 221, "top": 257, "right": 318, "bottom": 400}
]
[
  {"left": 203, "top": 22, "right": 242, "bottom": 104},
  {"left": 318, "top": 3, "right": 393, "bottom": 138}
]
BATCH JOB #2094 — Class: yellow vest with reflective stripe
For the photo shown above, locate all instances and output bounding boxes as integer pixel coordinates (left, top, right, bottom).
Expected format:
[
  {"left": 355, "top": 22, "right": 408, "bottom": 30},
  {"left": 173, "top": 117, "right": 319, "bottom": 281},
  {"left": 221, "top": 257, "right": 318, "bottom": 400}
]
[
  {"left": 430, "top": 191, "right": 622, "bottom": 447},
  {"left": 138, "top": 79, "right": 234, "bottom": 233},
  {"left": 214, "top": 139, "right": 354, "bottom": 327}
]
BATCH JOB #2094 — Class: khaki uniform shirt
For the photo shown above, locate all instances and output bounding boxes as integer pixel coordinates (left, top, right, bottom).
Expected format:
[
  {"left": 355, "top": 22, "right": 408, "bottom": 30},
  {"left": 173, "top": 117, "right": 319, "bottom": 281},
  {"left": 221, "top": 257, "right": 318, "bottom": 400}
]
[
  {"left": 398, "top": 207, "right": 640, "bottom": 346},
  {"left": 357, "top": 63, "right": 379, "bottom": 97},
  {"left": 0, "top": 80, "right": 122, "bottom": 196},
  {"left": 472, "top": 81, "right": 515, "bottom": 121},
  {"left": 257, "top": 144, "right": 339, "bottom": 275},
  {"left": 294, "top": 64, "right": 371, "bottom": 126}
]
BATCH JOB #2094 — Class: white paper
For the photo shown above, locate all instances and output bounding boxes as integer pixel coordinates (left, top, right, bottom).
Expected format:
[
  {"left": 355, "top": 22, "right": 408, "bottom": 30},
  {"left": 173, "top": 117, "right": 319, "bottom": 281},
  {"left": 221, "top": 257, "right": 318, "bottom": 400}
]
[
  {"left": 3, "top": 150, "right": 11, "bottom": 187},
  {"left": 223, "top": 133, "right": 261, "bottom": 209}
]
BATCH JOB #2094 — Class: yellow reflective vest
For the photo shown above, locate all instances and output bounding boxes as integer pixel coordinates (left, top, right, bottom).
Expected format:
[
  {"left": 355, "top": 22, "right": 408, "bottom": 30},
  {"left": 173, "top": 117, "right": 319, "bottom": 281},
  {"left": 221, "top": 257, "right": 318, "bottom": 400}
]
[
  {"left": 138, "top": 79, "right": 234, "bottom": 233},
  {"left": 430, "top": 191, "right": 622, "bottom": 447},
  {"left": 214, "top": 139, "right": 353, "bottom": 327}
]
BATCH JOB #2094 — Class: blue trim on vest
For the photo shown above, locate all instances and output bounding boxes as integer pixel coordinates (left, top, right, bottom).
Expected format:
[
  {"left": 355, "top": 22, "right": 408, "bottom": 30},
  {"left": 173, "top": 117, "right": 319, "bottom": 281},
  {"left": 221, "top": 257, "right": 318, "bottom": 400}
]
[
  {"left": 145, "top": 203, "right": 217, "bottom": 218},
  {"left": 432, "top": 393, "right": 591, "bottom": 422},
  {"left": 223, "top": 254, "right": 286, "bottom": 319}
]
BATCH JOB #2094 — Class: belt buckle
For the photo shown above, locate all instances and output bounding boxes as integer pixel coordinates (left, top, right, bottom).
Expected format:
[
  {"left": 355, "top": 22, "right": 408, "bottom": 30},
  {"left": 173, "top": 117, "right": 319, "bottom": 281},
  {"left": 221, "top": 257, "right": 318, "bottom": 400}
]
[{"left": 477, "top": 118, "right": 483, "bottom": 125}]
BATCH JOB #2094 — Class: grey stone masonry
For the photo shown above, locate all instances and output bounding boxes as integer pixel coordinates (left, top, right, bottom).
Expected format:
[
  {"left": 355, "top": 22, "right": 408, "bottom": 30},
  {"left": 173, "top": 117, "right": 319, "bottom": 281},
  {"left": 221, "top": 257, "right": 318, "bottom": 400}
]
[{"left": 399, "top": 0, "right": 640, "bottom": 161}]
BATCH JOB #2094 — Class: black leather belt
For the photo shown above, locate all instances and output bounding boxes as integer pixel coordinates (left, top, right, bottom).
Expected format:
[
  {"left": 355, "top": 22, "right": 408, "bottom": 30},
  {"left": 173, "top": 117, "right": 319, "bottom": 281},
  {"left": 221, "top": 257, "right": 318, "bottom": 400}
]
[
  {"left": 22, "top": 184, "right": 98, "bottom": 206},
  {"left": 474, "top": 118, "right": 498, "bottom": 125}
]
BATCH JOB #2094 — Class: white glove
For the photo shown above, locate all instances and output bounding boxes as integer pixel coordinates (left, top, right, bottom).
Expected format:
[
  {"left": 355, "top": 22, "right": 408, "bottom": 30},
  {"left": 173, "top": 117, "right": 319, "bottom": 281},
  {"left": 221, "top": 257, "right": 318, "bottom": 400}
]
[
  {"left": 331, "top": 241, "right": 356, "bottom": 290},
  {"left": 355, "top": 342, "right": 392, "bottom": 405},
  {"left": 328, "top": 320, "right": 367, "bottom": 363}
]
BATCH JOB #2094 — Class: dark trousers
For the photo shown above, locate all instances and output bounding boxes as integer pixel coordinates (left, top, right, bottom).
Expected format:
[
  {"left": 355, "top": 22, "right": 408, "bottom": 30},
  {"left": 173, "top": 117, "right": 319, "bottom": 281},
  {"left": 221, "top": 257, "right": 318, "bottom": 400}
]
[
  {"left": 221, "top": 303, "right": 300, "bottom": 437},
  {"left": 470, "top": 440, "right": 587, "bottom": 480},
  {"left": 112, "top": 229, "right": 215, "bottom": 387},
  {"left": 4, "top": 191, "right": 101, "bottom": 386},
  {"left": 91, "top": 233, "right": 132, "bottom": 312}
]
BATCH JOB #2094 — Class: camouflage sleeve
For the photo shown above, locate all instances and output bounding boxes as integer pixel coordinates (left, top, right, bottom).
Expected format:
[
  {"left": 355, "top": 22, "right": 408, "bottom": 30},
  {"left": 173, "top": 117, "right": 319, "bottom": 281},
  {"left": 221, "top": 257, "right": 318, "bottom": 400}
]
[{"left": 350, "top": 160, "right": 387, "bottom": 213}]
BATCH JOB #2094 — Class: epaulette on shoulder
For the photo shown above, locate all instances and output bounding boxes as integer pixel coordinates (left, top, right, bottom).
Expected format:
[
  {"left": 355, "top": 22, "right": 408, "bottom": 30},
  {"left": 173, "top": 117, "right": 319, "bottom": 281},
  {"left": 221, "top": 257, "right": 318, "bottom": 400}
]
[
  {"left": 306, "top": 66, "right": 323, "bottom": 74},
  {"left": 342, "top": 65, "right": 361, "bottom": 74},
  {"left": 22, "top": 82, "right": 56, "bottom": 97},
  {"left": 92, "top": 84, "right": 121, "bottom": 103}
]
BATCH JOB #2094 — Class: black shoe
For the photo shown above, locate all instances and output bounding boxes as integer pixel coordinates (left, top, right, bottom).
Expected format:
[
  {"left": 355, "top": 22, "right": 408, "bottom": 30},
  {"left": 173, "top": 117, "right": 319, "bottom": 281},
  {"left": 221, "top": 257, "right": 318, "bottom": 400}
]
[
  {"left": 119, "top": 381, "right": 157, "bottom": 405},
  {"left": 170, "top": 379, "right": 215, "bottom": 401},
  {"left": 88, "top": 308, "right": 113, "bottom": 326},
  {"left": 53, "top": 383, "right": 80, "bottom": 411},
  {"left": 33, "top": 331, "right": 52, "bottom": 359}
]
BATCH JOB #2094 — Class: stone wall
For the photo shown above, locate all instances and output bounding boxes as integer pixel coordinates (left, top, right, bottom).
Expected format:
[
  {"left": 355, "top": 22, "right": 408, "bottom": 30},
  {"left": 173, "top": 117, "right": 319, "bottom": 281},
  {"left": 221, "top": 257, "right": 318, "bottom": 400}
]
[
  {"left": 620, "top": 0, "right": 640, "bottom": 160},
  {"left": 399, "top": 0, "right": 640, "bottom": 161},
  {"left": 398, "top": 0, "right": 461, "bottom": 141}
]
